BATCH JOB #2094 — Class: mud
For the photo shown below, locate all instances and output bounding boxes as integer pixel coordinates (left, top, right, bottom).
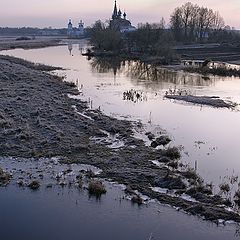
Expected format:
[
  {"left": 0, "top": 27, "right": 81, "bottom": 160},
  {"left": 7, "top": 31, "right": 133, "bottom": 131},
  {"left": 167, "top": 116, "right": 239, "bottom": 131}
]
[{"left": 1, "top": 55, "right": 240, "bottom": 223}]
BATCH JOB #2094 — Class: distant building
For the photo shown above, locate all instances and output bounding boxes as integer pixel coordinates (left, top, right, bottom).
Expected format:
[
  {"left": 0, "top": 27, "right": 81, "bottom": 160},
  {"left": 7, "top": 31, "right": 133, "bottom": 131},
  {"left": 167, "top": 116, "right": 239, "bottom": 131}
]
[
  {"left": 67, "top": 19, "right": 85, "bottom": 38},
  {"left": 110, "top": 0, "right": 136, "bottom": 33}
]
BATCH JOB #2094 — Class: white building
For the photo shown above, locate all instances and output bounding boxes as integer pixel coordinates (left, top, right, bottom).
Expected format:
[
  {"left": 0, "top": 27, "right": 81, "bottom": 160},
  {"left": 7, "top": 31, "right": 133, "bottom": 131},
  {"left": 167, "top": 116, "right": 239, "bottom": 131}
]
[{"left": 67, "top": 19, "right": 85, "bottom": 38}]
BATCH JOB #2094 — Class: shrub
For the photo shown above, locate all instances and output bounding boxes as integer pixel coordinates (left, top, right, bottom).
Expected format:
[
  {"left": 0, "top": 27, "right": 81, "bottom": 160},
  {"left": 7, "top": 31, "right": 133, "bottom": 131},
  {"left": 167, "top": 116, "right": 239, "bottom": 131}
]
[
  {"left": 28, "top": 180, "right": 40, "bottom": 190},
  {"left": 88, "top": 180, "right": 106, "bottom": 196},
  {"left": 162, "top": 147, "right": 181, "bottom": 160}
]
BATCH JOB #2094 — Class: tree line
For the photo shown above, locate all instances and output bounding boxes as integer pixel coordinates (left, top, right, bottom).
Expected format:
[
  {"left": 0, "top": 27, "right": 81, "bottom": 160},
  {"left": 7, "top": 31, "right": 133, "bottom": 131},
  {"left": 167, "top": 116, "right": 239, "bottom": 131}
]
[
  {"left": 88, "top": 1, "right": 240, "bottom": 59},
  {"left": 170, "top": 2, "right": 225, "bottom": 42}
]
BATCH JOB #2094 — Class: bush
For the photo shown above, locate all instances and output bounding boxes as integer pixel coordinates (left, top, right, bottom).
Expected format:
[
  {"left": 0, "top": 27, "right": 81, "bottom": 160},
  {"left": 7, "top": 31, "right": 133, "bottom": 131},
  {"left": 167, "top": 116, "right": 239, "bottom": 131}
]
[
  {"left": 0, "top": 168, "right": 11, "bottom": 186},
  {"left": 88, "top": 180, "right": 106, "bottom": 196},
  {"left": 28, "top": 180, "right": 40, "bottom": 190},
  {"left": 162, "top": 147, "right": 181, "bottom": 160}
]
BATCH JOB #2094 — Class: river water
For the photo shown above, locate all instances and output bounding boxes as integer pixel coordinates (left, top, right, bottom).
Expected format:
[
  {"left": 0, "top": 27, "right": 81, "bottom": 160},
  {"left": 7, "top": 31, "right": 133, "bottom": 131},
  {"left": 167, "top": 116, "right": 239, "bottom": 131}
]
[
  {"left": 1, "top": 39, "right": 240, "bottom": 239},
  {"left": 2, "top": 40, "right": 240, "bottom": 186}
]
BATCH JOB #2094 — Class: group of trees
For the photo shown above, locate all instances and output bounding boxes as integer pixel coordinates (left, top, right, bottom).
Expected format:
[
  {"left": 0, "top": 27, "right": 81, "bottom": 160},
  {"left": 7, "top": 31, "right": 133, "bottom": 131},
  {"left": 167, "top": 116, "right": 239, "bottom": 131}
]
[
  {"left": 88, "top": 20, "right": 122, "bottom": 51},
  {"left": 127, "top": 22, "right": 174, "bottom": 61},
  {"left": 88, "top": 2, "right": 240, "bottom": 56},
  {"left": 89, "top": 20, "right": 175, "bottom": 62},
  {"left": 170, "top": 2, "right": 225, "bottom": 42}
]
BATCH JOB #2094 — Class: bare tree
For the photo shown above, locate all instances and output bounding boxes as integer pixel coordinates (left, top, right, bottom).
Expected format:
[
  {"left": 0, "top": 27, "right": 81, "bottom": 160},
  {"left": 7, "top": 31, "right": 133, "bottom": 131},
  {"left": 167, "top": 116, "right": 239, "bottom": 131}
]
[
  {"left": 170, "top": 8, "right": 183, "bottom": 41},
  {"left": 170, "top": 2, "right": 226, "bottom": 42}
]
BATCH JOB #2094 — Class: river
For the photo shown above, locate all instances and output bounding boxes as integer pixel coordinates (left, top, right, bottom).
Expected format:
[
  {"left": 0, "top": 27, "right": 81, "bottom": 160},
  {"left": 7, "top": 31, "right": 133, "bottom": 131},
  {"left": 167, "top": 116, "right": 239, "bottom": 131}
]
[{"left": 1, "top": 39, "right": 240, "bottom": 239}]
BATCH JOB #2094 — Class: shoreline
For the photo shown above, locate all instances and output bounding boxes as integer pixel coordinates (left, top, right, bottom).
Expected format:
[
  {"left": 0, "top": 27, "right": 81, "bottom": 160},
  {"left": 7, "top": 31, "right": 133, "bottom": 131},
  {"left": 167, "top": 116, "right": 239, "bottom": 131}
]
[
  {"left": 1, "top": 52, "right": 240, "bottom": 223},
  {"left": 0, "top": 36, "right": 66, "bottom": 51},
  {"left": 83, "top": 47, "right": 240, "bottom": 78}
]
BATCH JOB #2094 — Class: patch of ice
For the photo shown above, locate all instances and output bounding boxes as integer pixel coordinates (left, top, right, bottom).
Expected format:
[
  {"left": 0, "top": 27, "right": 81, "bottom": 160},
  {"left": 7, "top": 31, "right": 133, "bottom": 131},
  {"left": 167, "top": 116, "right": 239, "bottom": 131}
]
[
  {"left": 151, "top": 160, "right": 166, "bottom": 168},
  {"left": 151, "top": 187, "right": 199, "bottom": 203},
  {"left": 72, "top": 105, "right": 94, "bottom": 121},
  {"left": 91, "top": 129, "right": 125, "bottom": 149},
  {"left": 151, "top": 187, "right": 172, "bottom": 195},
  {"left": 181, "top": 194, "right": 199, "bottom": 203}
]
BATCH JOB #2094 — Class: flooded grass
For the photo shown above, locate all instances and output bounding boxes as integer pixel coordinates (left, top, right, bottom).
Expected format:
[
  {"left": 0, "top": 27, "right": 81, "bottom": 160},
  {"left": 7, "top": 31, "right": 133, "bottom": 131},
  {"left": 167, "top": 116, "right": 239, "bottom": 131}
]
[
  {"left": 1, "top": 43, "right": 240, "bottom": 226},
  {"left": 88, "top": 180, "right": 107, "bottom": 197}
]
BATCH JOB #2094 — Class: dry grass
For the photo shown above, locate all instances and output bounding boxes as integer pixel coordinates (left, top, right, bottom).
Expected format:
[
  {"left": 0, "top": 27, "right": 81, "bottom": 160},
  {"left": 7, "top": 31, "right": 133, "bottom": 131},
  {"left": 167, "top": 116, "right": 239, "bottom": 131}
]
[
  {"left": 219, "top": 183, "right": 230, "bottom": 194},
  {"left": 0, "top": 167, "right": 11, "bottom": 186},
  {"left": 162, "top": 147, "right": 181, "bottom": 160},
  {"left": 28, "top": 180, "right": 40, "bottom": 190},
  {"left": 88, "top": 180, "right": 107, "bottom": 196}
]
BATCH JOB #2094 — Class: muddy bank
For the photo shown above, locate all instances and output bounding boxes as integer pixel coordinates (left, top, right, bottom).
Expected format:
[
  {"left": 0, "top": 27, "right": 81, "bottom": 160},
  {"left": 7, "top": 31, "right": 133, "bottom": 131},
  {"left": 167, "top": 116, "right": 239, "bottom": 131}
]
[
  {"left": 0, "top": 37, "right": 63, "bottom": 51},
  {"left": 1, "top": 55, "right": 240, "bottom": 223},
  {"left": 165, "top": 95, "right": 235, "bottom": 108}
]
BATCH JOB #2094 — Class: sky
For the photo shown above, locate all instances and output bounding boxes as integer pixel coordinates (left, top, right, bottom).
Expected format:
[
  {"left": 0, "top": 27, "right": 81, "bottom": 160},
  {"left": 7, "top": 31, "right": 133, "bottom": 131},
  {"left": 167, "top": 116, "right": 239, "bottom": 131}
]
[{"left": 0, "top": 0, "right": 239, "bottom": 29}]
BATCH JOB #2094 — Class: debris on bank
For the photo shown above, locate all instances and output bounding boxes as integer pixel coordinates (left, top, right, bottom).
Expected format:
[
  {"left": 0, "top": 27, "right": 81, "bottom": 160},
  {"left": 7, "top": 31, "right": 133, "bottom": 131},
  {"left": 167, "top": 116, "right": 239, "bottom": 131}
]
[{"left": 165, "top": 94, "right": 235, "bottom": 108}]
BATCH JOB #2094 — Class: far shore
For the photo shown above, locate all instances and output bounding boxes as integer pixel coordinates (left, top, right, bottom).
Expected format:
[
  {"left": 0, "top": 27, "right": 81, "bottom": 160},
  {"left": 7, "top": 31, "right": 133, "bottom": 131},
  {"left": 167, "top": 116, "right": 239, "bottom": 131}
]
[
  {"left": 0, "top": 35, "right": 67, "bottom": 51},
  {"left": 1, "top": 35, "right": 240, "bottom": 78}
]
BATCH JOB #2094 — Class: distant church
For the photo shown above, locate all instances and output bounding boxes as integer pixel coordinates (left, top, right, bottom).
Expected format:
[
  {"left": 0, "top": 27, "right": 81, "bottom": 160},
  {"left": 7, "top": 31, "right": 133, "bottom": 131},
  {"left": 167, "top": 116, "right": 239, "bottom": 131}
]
[
  {"left": 67, "top": 20, "right": 85, "bottom": 38},
  {"left": 110, "top": 1, "right": 136, "bottom": 33}
]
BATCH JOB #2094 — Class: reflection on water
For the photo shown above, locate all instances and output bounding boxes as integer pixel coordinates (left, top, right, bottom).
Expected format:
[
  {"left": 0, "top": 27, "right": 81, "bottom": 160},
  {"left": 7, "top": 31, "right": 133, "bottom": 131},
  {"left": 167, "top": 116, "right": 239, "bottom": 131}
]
[
  {"left": 68, "top": 43, "right": 73, "bottom": 55},
  {"left": 1, "top": 184, "right": 239, "bottom": 240},
  {"left": 91, "top": 57, "right": 122, "bottom": 75},
  {"left": 91, "top": 57, "right": 217, "bottom": 90}
]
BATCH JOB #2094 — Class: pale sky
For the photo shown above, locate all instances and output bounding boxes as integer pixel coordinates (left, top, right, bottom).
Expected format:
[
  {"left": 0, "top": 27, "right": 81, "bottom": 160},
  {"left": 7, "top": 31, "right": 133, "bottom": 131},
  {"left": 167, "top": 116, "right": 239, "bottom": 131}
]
[{"left": 0, "top": 0, "right": 239, "bottom": 29}]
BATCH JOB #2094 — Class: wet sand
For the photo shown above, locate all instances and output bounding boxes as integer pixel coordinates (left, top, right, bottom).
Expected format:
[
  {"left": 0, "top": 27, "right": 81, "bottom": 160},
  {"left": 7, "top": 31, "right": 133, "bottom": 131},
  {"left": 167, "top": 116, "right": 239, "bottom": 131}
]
[{"left": 1, "top": 54, "right": 240, "bottom": 223}]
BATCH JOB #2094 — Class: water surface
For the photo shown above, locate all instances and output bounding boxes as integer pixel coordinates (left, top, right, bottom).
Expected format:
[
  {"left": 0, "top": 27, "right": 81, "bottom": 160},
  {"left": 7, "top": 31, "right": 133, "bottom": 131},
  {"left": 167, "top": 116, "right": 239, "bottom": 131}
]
[
  {"left": 1, "top": 39, "right": 240, "bottom": 239},
  {"left": 2, "top": 40, "right": 240, "bottom": 188}
]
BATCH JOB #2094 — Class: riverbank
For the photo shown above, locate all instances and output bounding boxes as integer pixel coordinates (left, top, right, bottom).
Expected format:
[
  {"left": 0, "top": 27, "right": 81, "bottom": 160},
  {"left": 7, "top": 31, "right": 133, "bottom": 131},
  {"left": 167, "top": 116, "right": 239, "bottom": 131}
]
[
  {"left": 0, "top": 36, "right": 64, "bottom": 51},
  {"left": 1, "top": 54, "right": 240, "bottom": 223},
  {"left": 84, "top": 43, "right": 240, "bottom": 77}
]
